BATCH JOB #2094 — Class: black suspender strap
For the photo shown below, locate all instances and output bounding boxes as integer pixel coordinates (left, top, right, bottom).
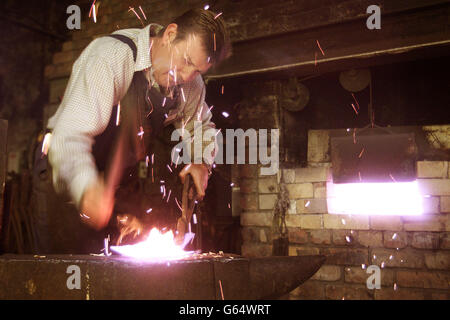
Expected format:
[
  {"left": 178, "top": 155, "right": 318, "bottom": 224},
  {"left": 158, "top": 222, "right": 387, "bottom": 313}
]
[{"left": 107, "top": 34, "right": 138, "bottom": 62}]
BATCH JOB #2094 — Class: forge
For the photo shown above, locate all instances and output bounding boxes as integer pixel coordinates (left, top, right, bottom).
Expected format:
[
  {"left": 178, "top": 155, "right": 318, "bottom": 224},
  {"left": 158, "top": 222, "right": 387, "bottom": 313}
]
[{"left": 0, "top": 253, "right": 325, "bottom": 300}]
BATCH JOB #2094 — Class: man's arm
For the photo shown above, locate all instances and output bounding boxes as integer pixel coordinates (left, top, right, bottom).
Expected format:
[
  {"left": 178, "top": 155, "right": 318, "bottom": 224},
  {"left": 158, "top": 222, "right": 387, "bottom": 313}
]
[
  {"left": 48, "top": 38, "right": 134, "bottom": 228},
  {"left": 175, "top": 76, "right": 218, "bottom": 198}
]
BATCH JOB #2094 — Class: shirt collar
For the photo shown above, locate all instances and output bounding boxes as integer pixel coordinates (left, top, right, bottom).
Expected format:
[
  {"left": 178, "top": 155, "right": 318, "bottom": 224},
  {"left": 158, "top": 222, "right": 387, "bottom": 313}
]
[{"left": 135, "top": 23, "right": 163, "bottom": 72}]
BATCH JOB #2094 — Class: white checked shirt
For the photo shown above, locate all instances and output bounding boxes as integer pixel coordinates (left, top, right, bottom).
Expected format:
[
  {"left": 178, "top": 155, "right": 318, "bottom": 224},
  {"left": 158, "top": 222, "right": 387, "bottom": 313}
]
[{"left": 47, "top": 24, "right": 216, "bottom": 208}]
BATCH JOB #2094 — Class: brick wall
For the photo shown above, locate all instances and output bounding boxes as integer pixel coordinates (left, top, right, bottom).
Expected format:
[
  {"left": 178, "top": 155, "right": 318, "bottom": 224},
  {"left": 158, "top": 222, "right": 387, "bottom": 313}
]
[{"left": 241, "top": 127, "right": 450, "bottom": 300}]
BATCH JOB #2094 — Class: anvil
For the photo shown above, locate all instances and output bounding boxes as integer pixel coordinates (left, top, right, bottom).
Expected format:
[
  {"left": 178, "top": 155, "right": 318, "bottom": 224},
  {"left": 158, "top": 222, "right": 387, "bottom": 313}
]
[{"left": 0, "top": 254, "right": 325, "bottom": 299}]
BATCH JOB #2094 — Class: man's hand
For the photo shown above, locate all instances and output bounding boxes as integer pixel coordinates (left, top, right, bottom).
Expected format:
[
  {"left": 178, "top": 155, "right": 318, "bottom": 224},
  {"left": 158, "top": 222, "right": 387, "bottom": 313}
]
[
  {"left": 80, "top": 177, "right": 114, "bottom": 230},
  {"left": 179, "top": 164, "right": 210, "bottom": 200}
]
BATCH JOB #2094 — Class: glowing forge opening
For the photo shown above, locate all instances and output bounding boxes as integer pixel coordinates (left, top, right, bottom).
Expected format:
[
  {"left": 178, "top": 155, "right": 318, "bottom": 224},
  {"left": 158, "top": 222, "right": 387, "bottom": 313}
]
[
  {"left": 326, "top": 180, "right": 423, "bottom": 216},
  {"left": 110, "top": 228, "right": 194, "bottom": 260}
]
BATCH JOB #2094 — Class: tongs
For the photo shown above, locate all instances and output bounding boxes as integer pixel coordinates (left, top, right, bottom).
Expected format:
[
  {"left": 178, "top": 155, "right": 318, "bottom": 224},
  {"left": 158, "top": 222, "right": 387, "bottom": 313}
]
[{"left": 175, "top": 174, "right": 198, "bottom": 246}]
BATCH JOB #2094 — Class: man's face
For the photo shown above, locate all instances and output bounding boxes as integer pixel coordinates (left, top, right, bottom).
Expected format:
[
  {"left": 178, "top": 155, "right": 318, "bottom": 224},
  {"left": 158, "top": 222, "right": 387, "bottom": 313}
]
[{"left": 151, "top": 24, "right": 212, "bottom": 89}]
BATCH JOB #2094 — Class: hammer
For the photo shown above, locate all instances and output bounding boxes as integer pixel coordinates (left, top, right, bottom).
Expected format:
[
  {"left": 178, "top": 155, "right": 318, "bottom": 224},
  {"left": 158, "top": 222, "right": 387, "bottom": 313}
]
[{"left": 174, "top": 174, "right": 198, "bottom": 246}]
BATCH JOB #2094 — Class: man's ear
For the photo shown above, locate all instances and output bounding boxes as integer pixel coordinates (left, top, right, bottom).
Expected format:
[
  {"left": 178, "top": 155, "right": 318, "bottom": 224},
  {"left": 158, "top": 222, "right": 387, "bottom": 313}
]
[{"left": 163, "top": 23, "right": 178, "bottom": 46}]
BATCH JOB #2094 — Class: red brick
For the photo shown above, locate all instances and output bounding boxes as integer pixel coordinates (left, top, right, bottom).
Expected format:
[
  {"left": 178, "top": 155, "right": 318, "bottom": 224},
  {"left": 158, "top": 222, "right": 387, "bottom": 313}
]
[
  {"left": 344, "top": 266, "right": 394, "bottom": 286},
  {"left": 424, "top": 252, "right": 450, "bottom": 270},
  {"left": 332, "top": 230, "right": 355, "bottom": 246},
  {"left": 383, "top": 231, "right": 408, "bottom": 249},
  {"left": 397, "top": 271, "right": 449, "bottom": 289},
  {"left": 311, "top": 265, "right": 342, "bottom": 282},
  {"left": 357, "top": 231, "right": 383, "bottom": 248},
  {"left": 240, "top": 194, "right": 258, "bottom": 211},
  {"left": 370, "top": 248, "right": 424, "bottom": 268},
  {"left": 287, "top": 228, "right": 308, "bottom": 244},
  {"left": 440, "top": 233, "right": 450, "bottom": 249},
  {"left": 325, "top": 284, "right": 372, "bottom": 300},
  {"left": 241, "top": 243, "right": 272, "bottom": 257},
  {"left": 290, "top": 280, "right": 325, "bottom": 299},
  {"left": 309, "top": 230, "right": 331, "bottom": 245},
  {"left": 403, "top": 215, "right": 445, "bottom": 232},
  {"left": 290, "top": 246, "right": 320, "bottom": 256},
  {"left": 320, "top": 248, "right": 368, "bottom": 266},
  {"left": 240, "top": 165, "right": 258, "bottom": 178},
  {"left": 411, "top": 232, "right": 440, "bottom": 249},
  {"left": 370, "top": 216, "right": 403, "bottom": 231},
  {"left": 374, "top": 287, "right": 424, "bottom": 300},
  {"left": 240, "top": 179, "right": 257, "bottom": 193}
]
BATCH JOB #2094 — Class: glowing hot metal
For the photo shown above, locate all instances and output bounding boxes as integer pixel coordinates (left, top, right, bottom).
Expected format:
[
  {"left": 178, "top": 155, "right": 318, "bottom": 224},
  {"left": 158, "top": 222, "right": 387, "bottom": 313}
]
[{"left": 110, "top": 228, "right": 194, "bottom": 260}]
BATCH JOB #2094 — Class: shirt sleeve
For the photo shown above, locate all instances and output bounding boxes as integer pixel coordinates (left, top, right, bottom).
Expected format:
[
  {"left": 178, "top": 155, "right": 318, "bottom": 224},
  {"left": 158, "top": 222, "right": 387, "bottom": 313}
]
[{"left": 48, "top": 39, "right": 133, "bottom": 208}]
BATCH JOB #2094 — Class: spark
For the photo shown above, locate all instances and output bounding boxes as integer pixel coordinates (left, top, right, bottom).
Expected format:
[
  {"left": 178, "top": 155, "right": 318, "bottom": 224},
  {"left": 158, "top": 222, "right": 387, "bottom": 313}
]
[
  {"left": 175, "top": 197, "right": 182, "bottom": 211},
  {"left": 389, "top": 173, "right": 396, "bottom": 182},
  {"left": 214, "top": 12, "right": 223, "bottom": 19},
  {"left": 389, "top": 255, "right": 393, "bottom": 260},
  {"left": 392, "top": 233, "right": 398, "bottom": 240},
  {"left": 228, "top": 203, "right": 231, "bottom": 209},
  {"left": 214, "top": 33, "right": 216, "bottom": 51},
  {"left": 92, "top": 2, "right": 97, "bottom": 23},
  {"left": 151, "top": 154, "right": 154, "bottom": 164},
  {"left": 316, "top": 40, "right": 325, "bottom": 56},
  {"left": 305, "top": 201, "right": 311, "bottom": 207},
  {"left": 230, "top": 183, "right": 234, "bottom": 187},
  {"left": 394, "top": 283, "right": 398, "bottom": 291},
  {"left": 361, "top": 264, "right": 366, "bottom": 269},
  {"left": 204, "top": 4, "right": 210, "bottom": 10},
  {"left": 221, "top": 85, "right": 224, "bottom": 95},
  {"left": 351, "top": 93, "right": 360, "bottom": 110},
  {"left": 197, "top": 104, "right": 204, "bottom": 121},
  {"left": 167, "top": 164, "right": 173, "bottom": 173},
  {"left": 181, "top": 88, "right": 186, "bottom": 102},
  {"left": 128, "top": 7, "right": 144, "bottom": 26},
  {"left": 167, "top": 189, "right": 172, "bottom": 202},
  {"left": 358, "top": 147, "right": 365, "bottom": 158},
  {"left": 358, "top": 171, "right": 362, "bottom": 181},
  {"left": 347, "top": 128, "right": 350, "bottom": 132},
  {"left": 146, "top": 208, "right": 153, "bottom": 214},
  {"left": 137, "top": 126, "right": 144, "bottom": 138},
  {"left": 146, "top": 155, "right": 149, "bottom": 167},
  {"left": 139, "top": 6, "right": 147, "bottom": 20},
  {"left": 351, "top": 103, "right": 359, "bottom": 115},
  {"left": 207, "top": 56, "right": 211, "bottom": 63},
  {"left": 193, "top": 214, "right": 197, "bottom": 224},
  {"left": 219, "top": 280, "right": 224, "bottom": 300},
  {"left": 41, "top": 133, "right": 52, "bottom": 155},
  {"left": 162, "top": 97, "right": 166, "bottom": 107},
  {"left": 381, "top": 261, "right": 385, "bottom": 268},
  {"left": 341, "top": 218, "right": 346, "bottom": 225},
  {"left": 80, "top": 213, "right": 90, "bottom": 220},
  {"left": 89, "top": 0, "right": 96, "bottom": 17},
  {"left": 345, "top": 236, "right": 351, "bottom": 243},
  {"left": 353, "top": 128, "right": 357, "bottom": 144},
  {"left": 116, "top": 102, "right": 121, "bottom": 126},
  {"left": 373, "top": 254, "right": 377, "bottom": 260},
  {"left": 222, "top": 111, "right": 230, "bottom": 118}
]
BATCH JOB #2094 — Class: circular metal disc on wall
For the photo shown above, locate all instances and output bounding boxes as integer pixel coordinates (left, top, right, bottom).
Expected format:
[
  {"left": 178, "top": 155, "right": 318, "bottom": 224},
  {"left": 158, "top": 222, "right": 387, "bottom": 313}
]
[
  {"left": 339, "top": 69, "right": 371, "bottom": 92},
  {"left": 282, "top": 82, "right": 310, "bottom": 112}
]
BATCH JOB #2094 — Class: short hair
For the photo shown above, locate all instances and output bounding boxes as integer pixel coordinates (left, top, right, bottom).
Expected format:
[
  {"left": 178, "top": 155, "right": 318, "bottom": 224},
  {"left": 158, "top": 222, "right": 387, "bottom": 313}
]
[{"left": 158, "top": 8, "right": 232, "bottom": 66}]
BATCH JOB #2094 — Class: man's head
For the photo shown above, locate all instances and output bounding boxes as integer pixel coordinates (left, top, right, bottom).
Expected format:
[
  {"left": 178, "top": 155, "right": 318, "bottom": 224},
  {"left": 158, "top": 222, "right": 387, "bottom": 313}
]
[{"left": 150, "top": 8, "right": 231, "bottom": 89}]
